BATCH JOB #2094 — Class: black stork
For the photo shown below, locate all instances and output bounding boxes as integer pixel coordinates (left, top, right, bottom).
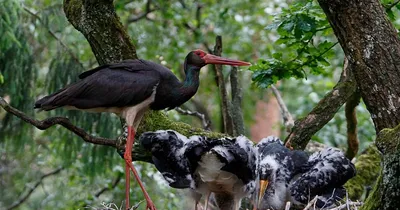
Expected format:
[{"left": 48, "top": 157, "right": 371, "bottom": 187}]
[
  {"left": 34, "top": 50, "right": 250, "bottom": 210},
  {"left": 255, "top": 136, "right": 356, "bottom": 210},
  {"left": 140, "top": 130, "right": 257, "bottom": 210}
]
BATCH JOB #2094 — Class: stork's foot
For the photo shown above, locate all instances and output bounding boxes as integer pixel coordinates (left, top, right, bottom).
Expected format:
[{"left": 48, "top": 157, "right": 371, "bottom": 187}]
[{"left": 145, "top": 200, "right": 157, "bottom": 210}]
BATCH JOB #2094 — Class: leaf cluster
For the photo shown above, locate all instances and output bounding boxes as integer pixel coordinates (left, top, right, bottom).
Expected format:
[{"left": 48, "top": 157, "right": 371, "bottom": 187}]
[{"left": 250, "top": 0, "right": 337, "bottom": 88}]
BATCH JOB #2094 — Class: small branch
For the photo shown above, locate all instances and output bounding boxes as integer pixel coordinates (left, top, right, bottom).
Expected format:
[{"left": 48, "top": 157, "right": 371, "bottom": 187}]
[
  {"left": 174, "top": 107, "right": 211, "bottom": 131},
  {"left": 180, "top": 2, "right": 212, "bottom": 53},
  {"left": 189, "top": 99, "right": 214, "bottom": 130},
  {"left": 384, "top": 0, "right": 400, "bottom": 9},
  {"left": 303, "top": 196, "right": 319, "bottom": 210},
  {"left": 230, "top": 66, "right": 245, "bottom": 135},
  {"left": 345, "top": 89, "right": 361, "bottom": 159},
  {"left": 328, "top": 201, "right": 363, "bottom": 210},
  {"left": 22, "top": 6, "right": 83, "bottom": 68},
  {"left": 127, "top": 0, "right": 157, "bottom": 23},
  {"left": 6, "top": 167, "right": 64, "bottom": 210},
  {"left": 95, "top": 173, "right": 123, "bottom": 198},
  {"left": 284, "top": 201, "right": 291, "bottom": 210},
  {"left": 285, "top": 58, "right": 357, "bottom": 150},
  {"left": 213, "top": 36, "right": 234, "bottom": 135},
  {"left": 270, "top": 84, "right": 294, "bottom": 133},
  {"left": 0, "top": 97, "right": 116, "bottom": 147}
]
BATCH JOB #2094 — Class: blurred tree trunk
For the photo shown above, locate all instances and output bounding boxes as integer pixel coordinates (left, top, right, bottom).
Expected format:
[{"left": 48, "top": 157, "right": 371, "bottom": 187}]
[
  {"left": 250, "top": 93, "right": 281, "bottom": 142},
  {"left": 318, "top": 0, "right": 400, "bottom": 209}
]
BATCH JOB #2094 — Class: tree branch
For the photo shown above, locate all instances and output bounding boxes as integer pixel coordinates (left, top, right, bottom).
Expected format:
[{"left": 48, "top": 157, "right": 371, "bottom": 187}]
[
  {"left": 270, "top": 84, "right": 295, "bottom": 133},
  {"left": 6, "top": 167, "right": 64, "bottom": 210},
  {"left": 174, "top": 107, "right": 211, "bottom": 131},
  {"left": 0, "top": 97, "right": 116, "bottom": 147},
  {"left": 95, "top": 173, "right": 123, "bottom": 198},
  {"left": 230, "top": 66, "right": 245, "bottom": 135},
  {"left": 180, "top": 2, "right": 212, "bottom": 53},
  {"left": 285, "top": 58, "right": 357, "bottom": 150},
  {"left": 345, "top": 89, "right": 361, "bottom": 159},
  {"left": 384, "top": 0, "right": 400, "bottom": 9},
  {"left": 22, "top": 6, "right": 83, "bottom": 67},
  {"left": 0, "top": 96, "right": 166, "bottom": 163},
  {"left": 213, "top": 36, "right": 234, "bottom": 135},
  {"left": 127, "top": 0, "right": 157, "bottom": 23}
]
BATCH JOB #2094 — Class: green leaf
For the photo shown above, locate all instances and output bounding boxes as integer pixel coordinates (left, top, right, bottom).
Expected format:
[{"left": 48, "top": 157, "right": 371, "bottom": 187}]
[
  {"left": 0, "top": 74, "right": 4, "bottom": 84},
  {"left": 265, "top": 21, "right": 281, "bottom": 30},
  {"left": 317, "top": 56, "right": 330, "bottom": 66},
  {"left": 6, "top": 31, "right": 22, "bottom": 48},
  {"left": 386, "top": 8, "right": 395, "bottom": 20},
  {"left": 272, "top": 52, "right": 283, "bottom": 59},
  {"left": 281, "top": 21, "right": 295, "bottom": 32}
]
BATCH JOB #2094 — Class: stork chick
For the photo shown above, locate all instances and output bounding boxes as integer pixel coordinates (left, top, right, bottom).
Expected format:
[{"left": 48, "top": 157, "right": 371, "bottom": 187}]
[
  {"left": 256, "top": 137, "right": 356, "bottom": 210},
  {"left": 140, "top": 130, "right": 257, "bottom": 210}
]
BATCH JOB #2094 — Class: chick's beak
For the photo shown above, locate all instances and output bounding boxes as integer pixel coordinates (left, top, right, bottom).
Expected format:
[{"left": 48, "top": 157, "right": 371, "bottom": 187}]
[{"left": 257, "top": 180, "right": 269, "bottom": 208}]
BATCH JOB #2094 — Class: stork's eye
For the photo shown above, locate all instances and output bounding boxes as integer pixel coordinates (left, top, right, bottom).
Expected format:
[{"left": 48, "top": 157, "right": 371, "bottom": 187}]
[{"left": 193, "top": 50, "right": 205, "bottom": 57}]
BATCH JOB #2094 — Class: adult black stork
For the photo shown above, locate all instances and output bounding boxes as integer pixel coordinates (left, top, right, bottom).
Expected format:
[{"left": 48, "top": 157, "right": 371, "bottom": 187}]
[
  {"left": 34, "top": 50, "right": 250, "bottom": 210},
  {"left": 140, "top": 130, "right": 257, "bottom": 210},
  {"left": 255, "top": 137, "right": 356, "bottom": 210}
]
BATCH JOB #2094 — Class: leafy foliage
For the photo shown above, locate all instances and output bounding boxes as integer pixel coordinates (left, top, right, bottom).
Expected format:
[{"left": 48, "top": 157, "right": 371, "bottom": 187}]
[{"left": 250, "top": 0, "right": 337, "bottom": 88}]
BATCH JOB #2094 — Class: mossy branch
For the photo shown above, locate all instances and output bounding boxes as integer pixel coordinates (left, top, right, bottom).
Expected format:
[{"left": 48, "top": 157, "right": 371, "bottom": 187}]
[{"left": 285, "top": 58, "right": 357, "bottom": 150}]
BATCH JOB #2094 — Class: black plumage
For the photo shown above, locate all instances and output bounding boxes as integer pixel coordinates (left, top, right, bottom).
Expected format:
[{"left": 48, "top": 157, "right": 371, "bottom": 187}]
[
  {"left": 35, "top": 59, "right": 191, "bottom": 111},
  {"left": 256, "top": 137, "right": 356, "bottom": 210},
  {"left": 289, "top": 147, "right": 356, "bottom": 208},
  {"left": 140, "top": 130, "right": 257, "bottom": 210}
]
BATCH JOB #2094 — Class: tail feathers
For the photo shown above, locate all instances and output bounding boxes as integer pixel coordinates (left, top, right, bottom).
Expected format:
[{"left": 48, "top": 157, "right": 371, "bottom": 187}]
[
  {"left": 34, "top": 86, "right": 73, "bottom": 111},
  {"left": 34, "top": 94, "right": 63, "bottom": 111}
]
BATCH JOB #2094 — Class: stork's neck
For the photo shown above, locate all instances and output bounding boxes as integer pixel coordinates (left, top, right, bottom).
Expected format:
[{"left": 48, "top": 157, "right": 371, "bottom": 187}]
[
  {"left": 183, "top": 65, "right": 200, "bottom": 87},
  {"left": 179, "top": 65, "right": 200, "bottom": 97}
]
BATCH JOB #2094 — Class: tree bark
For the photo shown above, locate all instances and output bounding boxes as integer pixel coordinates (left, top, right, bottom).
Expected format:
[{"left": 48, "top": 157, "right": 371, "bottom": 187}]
[
  {"left": 318, "top": 0, "right": 400, "bottom": 131},
  {"left": 63, "top": 0, "right": 137, "bottom": 64},
  {"left": 318, "top": 0, "right": 400, "bottom": 209}
]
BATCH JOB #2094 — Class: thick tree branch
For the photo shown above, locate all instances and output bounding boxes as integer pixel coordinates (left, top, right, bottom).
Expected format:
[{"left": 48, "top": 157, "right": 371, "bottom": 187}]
[
  {"left": 230, "top": 66, "right": 245, "bottom": 135},
  {"left": 345, "top": 90, "right": 361, "bottom": 159},
  {"left": 213, "top": 36, "right": 234, "bottom": 135},
  {"left": 270, "top": 84, "right": 294, "bottom": 133},
  {"left": 6, "top": 167, "right": 64, "bottom": 210},
  {"left": 285, "top": 59, "right": 357, "bottom": 150},
  {"left": 0, "top": 97, "right": 115, "bottom": 147}
]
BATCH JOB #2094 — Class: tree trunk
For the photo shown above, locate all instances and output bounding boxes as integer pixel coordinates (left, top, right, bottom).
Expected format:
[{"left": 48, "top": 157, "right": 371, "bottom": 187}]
[
  {"left": 318, "top": 0, "right": 400, "bottom": 209},
  {"left": 318, "top": 0, "right": 400, "bottom": 131}
]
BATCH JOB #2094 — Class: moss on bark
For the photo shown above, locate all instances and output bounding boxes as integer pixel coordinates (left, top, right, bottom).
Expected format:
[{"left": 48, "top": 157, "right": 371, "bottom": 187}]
[
  {"left": 359, "top": 124, "right": 400, "bottom": 209},
  {"left": 344, "top": 145, "right": 381, "bottom": 200}
]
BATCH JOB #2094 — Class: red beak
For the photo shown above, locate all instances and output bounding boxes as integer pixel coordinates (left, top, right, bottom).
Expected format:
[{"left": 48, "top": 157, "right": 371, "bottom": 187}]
[{"left": 203, "top": 54, "right": 251, "bottom": 66}]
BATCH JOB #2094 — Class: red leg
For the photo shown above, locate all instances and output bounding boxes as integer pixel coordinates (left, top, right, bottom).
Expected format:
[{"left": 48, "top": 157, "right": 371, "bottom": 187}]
[
  {"left": 125, "top": 162, "right": 130, "bottom": 209},
  {"left": 123, "top": 126, "right": 157, "bottom": 210}
]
